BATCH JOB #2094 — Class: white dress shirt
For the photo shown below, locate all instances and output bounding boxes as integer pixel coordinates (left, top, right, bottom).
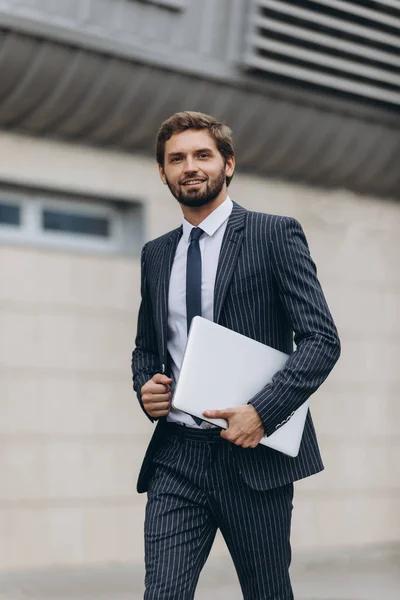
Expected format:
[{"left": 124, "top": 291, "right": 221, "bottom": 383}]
[{"left": 166, "top": 196, "right": 233, "bottom": 427}]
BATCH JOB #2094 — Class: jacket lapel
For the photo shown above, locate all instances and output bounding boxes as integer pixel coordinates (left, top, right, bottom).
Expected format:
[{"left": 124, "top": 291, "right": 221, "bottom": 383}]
[
  {"left": 156, "top": 226, "right": 182, "bottom": 367},
  {"left": 214, "top": 202, "right": 246, "bottom": 323}
]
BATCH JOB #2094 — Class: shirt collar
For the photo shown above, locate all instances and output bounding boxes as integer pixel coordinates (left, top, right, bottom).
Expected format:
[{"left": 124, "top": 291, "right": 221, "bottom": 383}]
[{"left": 182, "top": 197, "right": 233, "bottom": 241}]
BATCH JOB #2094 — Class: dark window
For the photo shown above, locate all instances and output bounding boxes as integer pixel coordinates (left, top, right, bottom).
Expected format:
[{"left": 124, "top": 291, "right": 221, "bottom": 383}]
[
  {"left": 42, "top": 210, "right": 110, "bottom": 237},
  {"left": 0, "top": 203, "right": 20, "bottom": 226}
]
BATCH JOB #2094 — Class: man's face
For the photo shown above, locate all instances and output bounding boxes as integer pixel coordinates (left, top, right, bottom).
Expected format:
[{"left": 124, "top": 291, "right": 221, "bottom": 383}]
[{"left": 159, "top": 129, "right": 235, "bottom": 208}]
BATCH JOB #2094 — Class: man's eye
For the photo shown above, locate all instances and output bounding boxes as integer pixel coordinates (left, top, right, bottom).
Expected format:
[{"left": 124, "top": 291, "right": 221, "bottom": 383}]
[
  {"left": 171, "top": 157, "right": 182, "bottom": 163},
  {"left": 199, "top": 154, "right": 210, "bottom": 159}
]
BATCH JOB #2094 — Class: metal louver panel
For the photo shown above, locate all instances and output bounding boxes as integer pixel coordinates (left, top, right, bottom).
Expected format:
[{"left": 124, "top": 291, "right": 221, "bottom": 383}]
[
  {"left": 0, "top": 30, "right": 398, "bottom": 197},
  {"left": 244, "top": 0, "right": 400, "bottom": 108}
]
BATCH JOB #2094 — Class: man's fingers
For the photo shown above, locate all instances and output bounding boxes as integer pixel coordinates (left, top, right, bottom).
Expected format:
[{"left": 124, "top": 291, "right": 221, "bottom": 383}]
[
  {"left": 142, "top": 393, "right": 171, "bottom": 405},
  {"left": 239, "top": 433, "right": 263, "bottom": 448},
  {"left": 203, "top": 408, "right": 233, "bottom": 419},
  {"left": 141, "top": 372, "right": 173, "bottom": 418},
  {"left": 148, "top": 410, "right": 170, "bottom": 417},
  {"left": 141, "top": 374, "right": 172, "bottom": 396},
  {"left": 149, "top": 384, "right": 171, "bottom": 394},
  {"left": 145, "top": 401, "right": 171, "bottom": 417},
  {"left": 146, "top": 401, "right": 170, "bottom": 411},
  {"left": 221, "top": 429, "right": 262, "bottom": 448},
  {"left": 220, "top": 429, "right": 240, "bottom": 444},
  {"left": 151, "top": 407, "right": 170, "bottom": 415},
  {"left": 209, "top": 405, "right": 264, "bottom": 447}
]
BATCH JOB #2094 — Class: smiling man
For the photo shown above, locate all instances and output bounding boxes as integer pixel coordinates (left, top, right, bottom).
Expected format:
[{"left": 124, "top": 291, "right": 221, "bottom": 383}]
[
  {"left": 161, "top": 129, "right": 231, "bottom": 210},
  {"left": 132, "top": 111, "right": 341, "bottom": 600}
]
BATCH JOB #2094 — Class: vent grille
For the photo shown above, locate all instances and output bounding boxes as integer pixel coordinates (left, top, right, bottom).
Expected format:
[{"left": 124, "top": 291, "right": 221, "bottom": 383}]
[{"left": 244, "top": 0, "right": 400, "bottom": 108}]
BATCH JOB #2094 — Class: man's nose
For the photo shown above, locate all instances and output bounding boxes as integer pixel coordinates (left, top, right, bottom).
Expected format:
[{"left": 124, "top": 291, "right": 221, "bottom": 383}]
[{"left": 183, "top": 158, "right": 198, "bottom": 172}]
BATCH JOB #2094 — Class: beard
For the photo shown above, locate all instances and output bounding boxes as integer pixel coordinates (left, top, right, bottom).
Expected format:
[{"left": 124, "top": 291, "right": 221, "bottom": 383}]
[{"left": 165, "top": 166, "right": 226, "bottom": 208}]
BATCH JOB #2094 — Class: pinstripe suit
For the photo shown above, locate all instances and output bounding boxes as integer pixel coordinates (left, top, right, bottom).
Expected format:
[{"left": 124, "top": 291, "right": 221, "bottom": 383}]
[{"left": 132, "top": 201, "right": 340, "bottom": 599}]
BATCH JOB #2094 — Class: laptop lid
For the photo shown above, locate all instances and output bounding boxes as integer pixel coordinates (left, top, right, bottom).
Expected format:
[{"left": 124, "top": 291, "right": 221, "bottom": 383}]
[{"left": 172, "top": 317, "right": 308, "bottom": 457}]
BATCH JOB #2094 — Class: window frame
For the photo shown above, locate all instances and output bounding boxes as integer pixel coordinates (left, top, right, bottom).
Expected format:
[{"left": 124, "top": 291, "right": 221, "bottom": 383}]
[
  {"left": 0, "top": 187, "right": 143, "bottom": 256},
  {"left": 36, "top": 195, "right": 121, "bottom": 253}
]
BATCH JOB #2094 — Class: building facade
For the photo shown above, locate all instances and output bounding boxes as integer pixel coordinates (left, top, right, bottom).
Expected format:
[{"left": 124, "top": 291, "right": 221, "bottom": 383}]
[{"left": 0, "top": 0, "right": 399, "bottom": 570}]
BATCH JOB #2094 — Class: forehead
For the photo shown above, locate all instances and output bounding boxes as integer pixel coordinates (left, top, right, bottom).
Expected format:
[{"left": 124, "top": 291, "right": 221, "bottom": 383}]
[{"left": 165, "top": 129, "right": 218, "bottom": 154}]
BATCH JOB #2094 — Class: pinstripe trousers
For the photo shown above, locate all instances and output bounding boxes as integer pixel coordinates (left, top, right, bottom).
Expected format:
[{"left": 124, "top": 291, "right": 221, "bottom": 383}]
[{"left": 144, "top": 425, "right": 294, "bottom": 600}]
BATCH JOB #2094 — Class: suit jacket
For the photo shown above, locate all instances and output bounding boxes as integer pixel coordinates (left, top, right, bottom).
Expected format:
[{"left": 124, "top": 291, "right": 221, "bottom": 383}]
[{"left": 132, "top": 202, "right": 341, "bottom": 493}]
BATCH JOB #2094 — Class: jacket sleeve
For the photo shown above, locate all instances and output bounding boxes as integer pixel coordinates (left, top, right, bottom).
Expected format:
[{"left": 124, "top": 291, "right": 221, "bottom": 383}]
[
  {"left": 249, "top": 217, "right": 341, "bottom": 437},
  {"left": 131, "top": 243, "right": 160, "bottom": 422}
]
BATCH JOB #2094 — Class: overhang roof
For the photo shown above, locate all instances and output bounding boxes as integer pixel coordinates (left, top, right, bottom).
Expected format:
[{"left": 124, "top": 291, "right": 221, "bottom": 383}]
[{"left": 0, "top": 29, "right": 399, "bottom": 199}]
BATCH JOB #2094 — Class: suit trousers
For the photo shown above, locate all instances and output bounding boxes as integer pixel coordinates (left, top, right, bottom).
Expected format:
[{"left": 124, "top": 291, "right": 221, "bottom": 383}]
[{"left": 144, "top": 424, "right": 294, "bottom": 600}]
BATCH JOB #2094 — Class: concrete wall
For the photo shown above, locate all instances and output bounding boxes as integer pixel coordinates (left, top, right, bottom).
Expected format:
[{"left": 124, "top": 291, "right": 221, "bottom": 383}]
[{"left": 0, "top": 132, "right": 399, "bottom": 570}]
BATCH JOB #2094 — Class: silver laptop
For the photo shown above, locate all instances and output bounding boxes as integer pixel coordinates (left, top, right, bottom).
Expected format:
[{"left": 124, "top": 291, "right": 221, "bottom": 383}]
[{"left": 172, "top": 317, "right": 309, "bottom": 457}]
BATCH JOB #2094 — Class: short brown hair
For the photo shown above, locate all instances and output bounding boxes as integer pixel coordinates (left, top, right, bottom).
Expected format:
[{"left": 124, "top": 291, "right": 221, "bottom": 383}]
[{"left": 156, "top": 111, "right": 235, "bottom": 186}]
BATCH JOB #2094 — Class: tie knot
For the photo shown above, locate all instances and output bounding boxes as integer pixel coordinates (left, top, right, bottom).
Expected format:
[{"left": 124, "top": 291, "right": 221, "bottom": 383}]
[{"left": 190, "top": 227, "right": 204, "bottom": 242}]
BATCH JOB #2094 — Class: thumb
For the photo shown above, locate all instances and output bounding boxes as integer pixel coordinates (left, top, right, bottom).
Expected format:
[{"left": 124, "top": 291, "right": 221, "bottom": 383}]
[{"left": 153, "top": 373, "right": 173, "bottom": 384}]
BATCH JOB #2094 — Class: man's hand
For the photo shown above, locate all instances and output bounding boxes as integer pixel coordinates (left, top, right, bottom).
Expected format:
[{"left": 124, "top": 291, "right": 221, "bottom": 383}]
[
  {"left": 141, "top": 373, "right": 173, "bottom": 418},
  {"left": 203, "top": 405, "right": 265, "bottom": 448}
]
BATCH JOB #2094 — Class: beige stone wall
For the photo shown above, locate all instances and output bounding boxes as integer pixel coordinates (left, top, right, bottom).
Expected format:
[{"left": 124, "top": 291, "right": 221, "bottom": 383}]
[{"left": 0, "top": 132, "right": 399, "bottom": 570}]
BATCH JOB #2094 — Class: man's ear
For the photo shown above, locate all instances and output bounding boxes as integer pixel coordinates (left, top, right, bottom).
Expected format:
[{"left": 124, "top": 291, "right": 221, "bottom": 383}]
[
  {"left": 158, "top": 164, "right": 167, "bottom": 185},
  {"left": 225, "top": 155, "right": 235, "bottom": 179}
]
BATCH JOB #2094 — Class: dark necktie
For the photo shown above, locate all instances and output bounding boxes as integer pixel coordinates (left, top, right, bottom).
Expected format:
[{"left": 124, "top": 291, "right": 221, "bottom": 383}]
[
  {"left": 186, "top": 227, "right": 204, "bottom": 426},
  {"left": 186, "top": 227, "right": 204, "bottom": 334}
]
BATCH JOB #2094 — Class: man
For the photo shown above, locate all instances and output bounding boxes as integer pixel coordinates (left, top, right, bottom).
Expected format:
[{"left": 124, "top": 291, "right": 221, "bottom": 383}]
[{"left": 132, "top": 111, "right": 340, "bottom": 600}]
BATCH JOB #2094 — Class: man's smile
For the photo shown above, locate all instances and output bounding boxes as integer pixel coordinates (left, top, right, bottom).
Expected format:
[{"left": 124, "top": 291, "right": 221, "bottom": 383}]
[{"left": 181, "top": 178, "right": 206, "bottom": 187}]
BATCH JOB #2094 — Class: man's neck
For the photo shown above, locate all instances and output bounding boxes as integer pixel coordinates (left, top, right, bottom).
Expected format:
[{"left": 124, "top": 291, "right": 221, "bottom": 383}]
[{"left": 181, "top": 192, "right": 228, "bottom": 227}]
